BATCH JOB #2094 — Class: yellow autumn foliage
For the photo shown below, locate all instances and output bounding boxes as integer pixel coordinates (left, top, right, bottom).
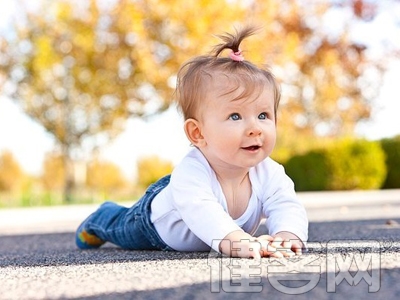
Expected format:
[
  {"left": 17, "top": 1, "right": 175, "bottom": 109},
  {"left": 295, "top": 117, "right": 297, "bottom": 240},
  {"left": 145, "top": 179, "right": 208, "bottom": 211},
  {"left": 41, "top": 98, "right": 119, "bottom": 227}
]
[
  {"left": 136, "top": 156, "right": 173, "bottom": 189},
  {"left": 0, "top": 151, "right": 24, "bottom": 192}
]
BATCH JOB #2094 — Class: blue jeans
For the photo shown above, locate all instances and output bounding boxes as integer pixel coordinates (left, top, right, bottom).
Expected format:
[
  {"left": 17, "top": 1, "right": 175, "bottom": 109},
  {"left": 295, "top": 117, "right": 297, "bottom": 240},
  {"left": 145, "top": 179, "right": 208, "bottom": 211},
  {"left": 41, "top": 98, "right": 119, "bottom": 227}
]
[{"left": 80, "top": 175, "right": 174, "bottom": 251}]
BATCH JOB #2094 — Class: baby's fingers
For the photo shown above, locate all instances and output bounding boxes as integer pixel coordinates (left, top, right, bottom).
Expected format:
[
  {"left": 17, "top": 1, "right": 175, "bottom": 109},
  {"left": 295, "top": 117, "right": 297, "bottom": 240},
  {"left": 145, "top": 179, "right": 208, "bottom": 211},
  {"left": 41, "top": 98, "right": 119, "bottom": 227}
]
[
  {"left": 258, "top": 240, "right": 283, "bottom": 258},
  {"left": 292, "top": 244, "right": 303, "bottom": 256},
  {"left": 265, "top": 245, "right": 284, "bottom": 258},
  {"left": 281, "top": 240, "right": 295, "bottom": 257},
  {"left": 270, "top": 237, "right": 293, "bottom": 257},
  {"left": 269, "top": 238, "right": 295, "bottom": 257},
  {"left": 270, "top": 237, "right": 283, "bottom": 249},
  {"left": 283, "top": 240, "right": 292, "bottom": 249}
]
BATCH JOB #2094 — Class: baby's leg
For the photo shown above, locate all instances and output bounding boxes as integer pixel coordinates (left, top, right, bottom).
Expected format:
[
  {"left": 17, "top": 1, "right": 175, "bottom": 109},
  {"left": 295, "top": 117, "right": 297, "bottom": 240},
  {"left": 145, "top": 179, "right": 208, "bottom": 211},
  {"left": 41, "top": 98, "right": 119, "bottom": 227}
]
[
  {"left": 76, "top": 175, "right": 172, "bottom": 250},
  {"left": 76, "top": 201, "right": 133, "bottom": 249}
]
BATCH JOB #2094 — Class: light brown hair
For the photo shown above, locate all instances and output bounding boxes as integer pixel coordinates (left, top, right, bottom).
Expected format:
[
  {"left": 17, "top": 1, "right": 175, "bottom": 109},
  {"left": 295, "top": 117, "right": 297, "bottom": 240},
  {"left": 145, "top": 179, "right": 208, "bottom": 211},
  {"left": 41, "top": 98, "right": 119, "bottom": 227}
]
[{"left": 175, "top": 25, "right": 281, "bottom": 121}]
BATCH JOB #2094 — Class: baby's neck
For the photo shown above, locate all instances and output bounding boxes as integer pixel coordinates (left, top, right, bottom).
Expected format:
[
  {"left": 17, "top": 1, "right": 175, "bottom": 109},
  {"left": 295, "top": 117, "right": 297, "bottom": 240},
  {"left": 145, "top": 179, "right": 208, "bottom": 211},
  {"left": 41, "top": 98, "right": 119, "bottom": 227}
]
[
  {"left": 215, "top": 169, "right": 249, "bottom": 187},
  {"left": 216, "top": 171, "right": 252, "bottom": 220}
]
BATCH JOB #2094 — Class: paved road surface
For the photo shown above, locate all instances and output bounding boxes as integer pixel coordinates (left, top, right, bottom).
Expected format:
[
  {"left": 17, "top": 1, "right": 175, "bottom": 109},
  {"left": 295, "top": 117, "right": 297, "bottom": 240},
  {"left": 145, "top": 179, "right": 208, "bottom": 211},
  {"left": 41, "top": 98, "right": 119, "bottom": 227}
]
[{"left": 1, "top": 189, "right": 400, "bottom": 299}]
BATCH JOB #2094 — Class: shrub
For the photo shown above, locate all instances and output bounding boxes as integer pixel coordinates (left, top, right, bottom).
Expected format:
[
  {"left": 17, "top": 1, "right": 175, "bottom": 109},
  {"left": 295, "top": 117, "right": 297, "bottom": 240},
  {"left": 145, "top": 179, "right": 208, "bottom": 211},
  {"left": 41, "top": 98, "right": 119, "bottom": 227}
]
[
  {"left": 327, "top": 139, "right": 386, "bottom": 190},
  {"left": 380, "top": 136, "right": 400, "bottom": 189},
  {"left": 284, "top": 139, "right": 387, "bottom": 191},
  {"left": 284, "top": 150, "right": 329, "bottom": 191}
]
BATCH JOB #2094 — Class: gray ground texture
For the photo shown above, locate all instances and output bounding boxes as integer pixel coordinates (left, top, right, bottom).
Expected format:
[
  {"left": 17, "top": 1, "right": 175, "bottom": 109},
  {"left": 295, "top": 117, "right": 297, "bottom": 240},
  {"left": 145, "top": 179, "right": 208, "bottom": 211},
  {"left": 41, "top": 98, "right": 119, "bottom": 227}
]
[{"left": 1, "top": 189, "right": 400, "bottom": 299}]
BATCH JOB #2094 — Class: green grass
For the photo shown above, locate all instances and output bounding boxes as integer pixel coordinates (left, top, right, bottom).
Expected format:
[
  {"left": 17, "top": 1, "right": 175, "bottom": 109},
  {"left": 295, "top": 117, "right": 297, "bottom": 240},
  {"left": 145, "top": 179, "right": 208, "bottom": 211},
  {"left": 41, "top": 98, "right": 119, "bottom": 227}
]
[{"left": 0, "top": 190, "right": 138, "bottom": 208}]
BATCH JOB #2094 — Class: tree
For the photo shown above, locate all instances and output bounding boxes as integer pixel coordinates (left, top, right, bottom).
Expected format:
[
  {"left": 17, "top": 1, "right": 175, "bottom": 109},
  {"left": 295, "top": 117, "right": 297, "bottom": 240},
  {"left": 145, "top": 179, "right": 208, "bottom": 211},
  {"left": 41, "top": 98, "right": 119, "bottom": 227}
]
[
  {"left": 0, "top": 0, "right": 244, "bottom": 202},
  {"left": 244, "top": 0, "right": 397, "bottom": 158},
  {"left": 136, "top": 156, "right": 173, "bottom": 189},
  {"left": 86, "top": 159, "right": 126, "bottom": 195},
  {"left": 41, "top": 152, "right": 65, "bottom": 191},
  {"left": 0, "top": 0, "right": 398, "bottom": 198},
  {"left": 0, "top": 151, "right": 24, "bottom": 192}
]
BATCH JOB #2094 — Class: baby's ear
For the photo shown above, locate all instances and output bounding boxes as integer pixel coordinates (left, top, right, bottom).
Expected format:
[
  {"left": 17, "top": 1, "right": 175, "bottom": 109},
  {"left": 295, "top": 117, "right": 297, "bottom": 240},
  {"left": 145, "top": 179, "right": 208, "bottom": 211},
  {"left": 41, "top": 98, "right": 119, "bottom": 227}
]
[{"left": 184, "top": 118, "right": 206, "bottom": 147}]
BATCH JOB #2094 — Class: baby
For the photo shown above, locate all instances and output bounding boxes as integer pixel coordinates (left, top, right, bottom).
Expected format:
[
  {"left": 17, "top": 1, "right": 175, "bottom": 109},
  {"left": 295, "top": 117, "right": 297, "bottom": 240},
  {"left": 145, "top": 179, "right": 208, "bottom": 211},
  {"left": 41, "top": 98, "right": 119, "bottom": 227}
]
[{"left": 76, "top": 26, "right": 308, "bottom": 259}]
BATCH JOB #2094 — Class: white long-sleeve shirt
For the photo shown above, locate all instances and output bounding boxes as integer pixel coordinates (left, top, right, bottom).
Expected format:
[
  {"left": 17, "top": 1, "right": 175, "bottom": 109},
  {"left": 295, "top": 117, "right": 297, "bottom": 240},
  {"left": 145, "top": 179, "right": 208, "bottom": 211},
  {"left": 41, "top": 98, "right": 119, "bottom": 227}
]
[{"left": 150, "top": 147, "right": 308, "bottom": 252}]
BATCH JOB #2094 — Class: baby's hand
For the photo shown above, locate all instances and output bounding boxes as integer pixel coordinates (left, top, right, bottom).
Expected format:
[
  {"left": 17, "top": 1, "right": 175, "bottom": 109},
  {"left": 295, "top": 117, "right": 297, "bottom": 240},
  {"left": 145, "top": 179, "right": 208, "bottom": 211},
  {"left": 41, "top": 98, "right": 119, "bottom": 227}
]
[
  {"left": 273, "top": 231, "right": 304, "bottom": 256},
  {"left": 220, "top": 230, "right": 303, "bottom": 259},
  {"left": 256, "top": 235, "right": 295, "bottom": 258},
  {"left": 220, "top": 231, "right": 265, "bottom": 259}
]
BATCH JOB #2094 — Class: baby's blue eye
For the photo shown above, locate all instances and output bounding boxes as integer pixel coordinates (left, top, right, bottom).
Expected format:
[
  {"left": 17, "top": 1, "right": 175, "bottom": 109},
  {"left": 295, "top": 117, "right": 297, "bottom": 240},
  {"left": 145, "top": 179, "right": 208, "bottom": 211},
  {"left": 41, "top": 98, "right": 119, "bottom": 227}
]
[
  {"left": 229, "top": 113, "right": 241, "bottom": 121},
  {"left": 258, "top": 112, "right": 267, "bottom": 120}
]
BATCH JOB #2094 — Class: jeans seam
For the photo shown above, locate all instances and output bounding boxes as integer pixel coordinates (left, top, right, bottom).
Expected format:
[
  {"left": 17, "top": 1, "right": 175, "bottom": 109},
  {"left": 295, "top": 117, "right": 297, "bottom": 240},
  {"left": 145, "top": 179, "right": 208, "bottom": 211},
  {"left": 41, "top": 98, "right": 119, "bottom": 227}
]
[{"left": 138, "top": 175, "right": 173, "bottom": 251}]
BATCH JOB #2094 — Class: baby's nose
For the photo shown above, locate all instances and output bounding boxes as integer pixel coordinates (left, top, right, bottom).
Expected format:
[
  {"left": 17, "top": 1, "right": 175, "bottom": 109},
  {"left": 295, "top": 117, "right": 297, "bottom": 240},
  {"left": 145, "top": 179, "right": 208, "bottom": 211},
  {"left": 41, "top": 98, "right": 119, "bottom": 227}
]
[{"left": 247, "top": 122, "right": 262, "bottom": 136}]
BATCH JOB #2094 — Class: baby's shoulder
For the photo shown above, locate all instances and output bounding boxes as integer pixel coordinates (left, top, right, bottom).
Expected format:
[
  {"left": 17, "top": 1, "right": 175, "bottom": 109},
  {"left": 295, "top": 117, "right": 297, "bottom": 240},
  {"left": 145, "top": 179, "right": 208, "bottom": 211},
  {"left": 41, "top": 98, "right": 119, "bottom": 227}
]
[
  {"left": 250, "top": 157, "right": 289, "bottom": 194},
  {"left": 175, "top": 148, "right": 211, "bottom": 171},
  {"left": 171, "top": 148, "right": 214, "bottom": 183},
  {"left": 252, "top": 157, "right": 284, "bottom": 176}
]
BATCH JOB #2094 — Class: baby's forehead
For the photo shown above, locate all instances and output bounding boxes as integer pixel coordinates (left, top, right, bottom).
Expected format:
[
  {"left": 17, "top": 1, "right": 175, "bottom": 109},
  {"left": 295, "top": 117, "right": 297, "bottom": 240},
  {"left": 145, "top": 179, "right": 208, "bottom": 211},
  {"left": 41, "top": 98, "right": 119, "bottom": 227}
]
[{"left": 205, "top": 71, "right": 273, "bottom": 98}]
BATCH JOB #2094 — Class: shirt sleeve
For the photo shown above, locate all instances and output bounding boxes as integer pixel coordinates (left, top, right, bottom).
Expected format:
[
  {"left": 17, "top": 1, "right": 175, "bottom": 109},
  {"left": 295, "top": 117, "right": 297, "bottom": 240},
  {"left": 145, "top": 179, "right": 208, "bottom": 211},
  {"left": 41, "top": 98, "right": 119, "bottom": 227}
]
[
  {"left": 169, "top": 151, "right": 243, "bottom": 252},
  {"left": 256, "top": 158, "right": 308, "bottom": 242}
]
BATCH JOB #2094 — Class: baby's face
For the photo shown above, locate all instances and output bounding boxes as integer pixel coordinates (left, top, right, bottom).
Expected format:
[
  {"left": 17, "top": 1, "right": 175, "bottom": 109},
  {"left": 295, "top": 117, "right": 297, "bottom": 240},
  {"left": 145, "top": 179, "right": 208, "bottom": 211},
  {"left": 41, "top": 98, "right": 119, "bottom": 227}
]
[{"left": 197, "top": 77, "right": 277, "bottom": 171}]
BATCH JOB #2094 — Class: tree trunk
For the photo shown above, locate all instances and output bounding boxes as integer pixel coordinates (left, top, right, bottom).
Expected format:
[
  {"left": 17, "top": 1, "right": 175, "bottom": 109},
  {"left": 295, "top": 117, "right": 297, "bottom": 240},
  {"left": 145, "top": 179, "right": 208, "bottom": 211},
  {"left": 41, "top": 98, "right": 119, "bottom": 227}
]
[{"left": 62, "top": 147, "right": 74, "bottom": 203}]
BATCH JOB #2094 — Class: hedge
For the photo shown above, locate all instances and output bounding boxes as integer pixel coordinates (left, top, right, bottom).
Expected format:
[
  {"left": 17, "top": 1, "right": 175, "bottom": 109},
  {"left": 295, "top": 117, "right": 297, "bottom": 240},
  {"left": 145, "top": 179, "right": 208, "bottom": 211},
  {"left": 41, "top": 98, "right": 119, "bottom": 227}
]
[
  {"left": 284, "top": 139, "right": 387, "bottom": 191},
  {"left": 380, "top": 136, "right": 400, "bottom": 189}
]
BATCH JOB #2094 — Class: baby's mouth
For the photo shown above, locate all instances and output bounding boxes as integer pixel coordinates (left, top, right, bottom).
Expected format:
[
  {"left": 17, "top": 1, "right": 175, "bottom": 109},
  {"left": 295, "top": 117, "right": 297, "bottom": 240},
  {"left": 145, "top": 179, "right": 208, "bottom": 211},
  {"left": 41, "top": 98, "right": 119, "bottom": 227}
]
[{"left": 242, "top": 145, "right": 261, "bottom": 151}]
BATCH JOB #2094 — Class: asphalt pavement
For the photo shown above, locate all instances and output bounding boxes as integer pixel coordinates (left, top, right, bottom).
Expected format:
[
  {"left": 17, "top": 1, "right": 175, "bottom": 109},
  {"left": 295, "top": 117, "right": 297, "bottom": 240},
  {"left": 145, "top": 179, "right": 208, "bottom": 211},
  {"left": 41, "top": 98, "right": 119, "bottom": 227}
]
[{"left": 1, "top": 189, "right": 400, "bottom": 299}]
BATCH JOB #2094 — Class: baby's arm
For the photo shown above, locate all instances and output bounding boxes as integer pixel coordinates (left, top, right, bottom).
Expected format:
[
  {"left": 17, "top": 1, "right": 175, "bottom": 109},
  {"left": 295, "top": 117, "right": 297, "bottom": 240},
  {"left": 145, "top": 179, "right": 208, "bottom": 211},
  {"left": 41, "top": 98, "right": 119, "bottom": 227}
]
[
  {"left": 220, "top": 230, "right": 290, "bottom": 258},
  {"left": 259, "top": 160, "right": 309, "bottom": 250}
]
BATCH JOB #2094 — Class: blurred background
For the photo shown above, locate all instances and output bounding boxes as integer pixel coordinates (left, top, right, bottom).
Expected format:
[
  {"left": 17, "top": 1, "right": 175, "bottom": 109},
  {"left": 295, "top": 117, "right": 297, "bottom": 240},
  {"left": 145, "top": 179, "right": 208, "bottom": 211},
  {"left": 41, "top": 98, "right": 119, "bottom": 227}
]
[{"left": 0, "top": 0, "right": 399, "bottom": 207}]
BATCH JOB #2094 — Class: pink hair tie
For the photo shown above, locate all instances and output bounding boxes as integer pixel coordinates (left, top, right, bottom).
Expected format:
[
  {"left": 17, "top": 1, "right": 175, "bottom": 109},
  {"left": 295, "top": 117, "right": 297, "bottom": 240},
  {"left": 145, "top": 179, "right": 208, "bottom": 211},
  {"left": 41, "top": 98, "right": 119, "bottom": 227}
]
[{"left": 229, "top": 50, "right": 244, "bottom": 62}]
